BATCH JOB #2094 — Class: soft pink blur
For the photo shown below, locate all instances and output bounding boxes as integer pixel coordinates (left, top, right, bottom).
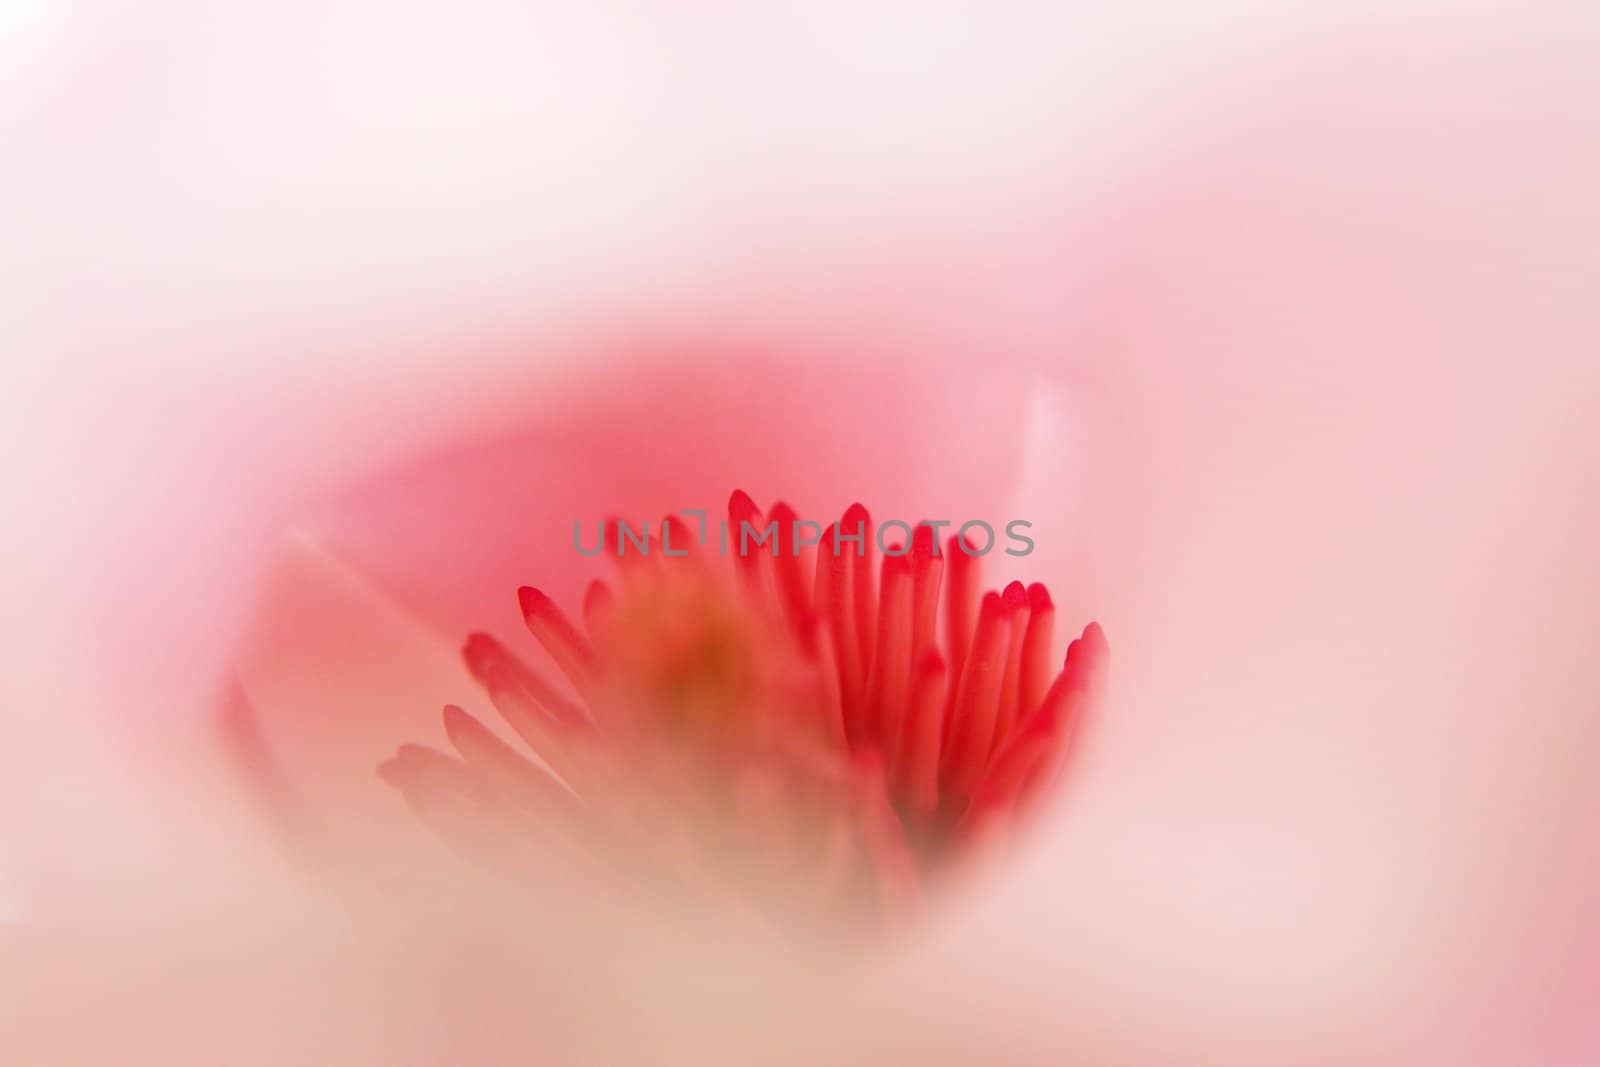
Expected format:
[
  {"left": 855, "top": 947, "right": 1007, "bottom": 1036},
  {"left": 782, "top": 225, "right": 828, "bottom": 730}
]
[{"left": 3, "top": 4, "right": 1598, "bottom": 1065}]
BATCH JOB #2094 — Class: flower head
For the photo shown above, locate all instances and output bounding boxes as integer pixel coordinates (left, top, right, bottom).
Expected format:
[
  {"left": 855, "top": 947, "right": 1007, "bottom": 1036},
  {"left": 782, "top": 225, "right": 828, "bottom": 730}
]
[{"left": 379, "top": 489, "right": 1106, "bottom": 931}]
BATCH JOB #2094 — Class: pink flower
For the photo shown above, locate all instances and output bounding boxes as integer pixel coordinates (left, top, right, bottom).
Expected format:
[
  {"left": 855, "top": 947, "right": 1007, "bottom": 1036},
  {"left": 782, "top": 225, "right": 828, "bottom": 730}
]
[
  {"left": 372, "top": 492, "right": 1106, "bottom": 929},
  {"left": 220, "top": 339, "right": 1118, "bottom": 933},
  {"left": 6, "top": 5, "right": 1600, "bottom": 1065}
]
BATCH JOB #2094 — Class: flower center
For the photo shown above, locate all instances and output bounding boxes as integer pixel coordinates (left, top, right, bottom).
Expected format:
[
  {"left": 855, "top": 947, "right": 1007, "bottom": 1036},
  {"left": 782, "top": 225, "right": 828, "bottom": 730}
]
[{"left": 380, "top": 490, "right": 1106, "bottom": 927}]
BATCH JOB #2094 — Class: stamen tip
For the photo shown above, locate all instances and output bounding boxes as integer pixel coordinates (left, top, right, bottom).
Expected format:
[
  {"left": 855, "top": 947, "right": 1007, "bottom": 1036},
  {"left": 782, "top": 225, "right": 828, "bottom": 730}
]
[
  {"left": 460, "top": 633, "right": 495, "bottom": 676},
  {"left": 948, "top": 533, "right": 978, "bottom": 560},
  {"left": 517, "top": 586, "right": 546, "bottom": 616},
  {"left": 584, "top": 579, "right": 613, "bottom": 611},
  {"left": 1083, "top": 621, "right": 1108, "bottom": 653}
]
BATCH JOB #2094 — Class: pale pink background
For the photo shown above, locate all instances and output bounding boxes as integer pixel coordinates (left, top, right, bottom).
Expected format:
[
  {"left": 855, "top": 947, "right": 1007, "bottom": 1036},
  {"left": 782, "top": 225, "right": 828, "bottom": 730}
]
[{"left": 3, "top": 3, "right": 1597, "bottom": 1064}]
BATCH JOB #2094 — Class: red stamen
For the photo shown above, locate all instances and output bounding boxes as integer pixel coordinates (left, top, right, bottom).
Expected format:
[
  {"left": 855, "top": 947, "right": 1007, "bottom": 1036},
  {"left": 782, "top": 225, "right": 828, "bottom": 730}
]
[
  {"left": 817, "top": 508, "right": 865, "bottom": 735},
  {"left": 582, "top": 579, "right": 614, "bottom": 645},
  {"left": 798, "top": 613, "right": 848, "bottom": 749},
  {"left": 844, "top": 503, "right": 877, "bottom": 684},
  {"left": 728, "top": 489, "right": 769, "bottom": 596},
  {"left": 909, "top": 524, "right": 944, "bottom": 661},
  {"left": 991, "top": 580, "right": 1033, "bottom": 755},
  {"left": 767, "top": 500, "right": 813, "bottom": 630},
  {"left": 863, "top": 549, "right": 913, "bottom": 753},
  {"left": 379, "top": 743, "right": 477, "bottom": 798},
  {"left": 940, "top": 590, "right": 1012, "bottom": 806},
  {"left": 967, "top": 673, "right": 1072, "bottom": 812},
  {"left": 441, "top": 704, "right": 578, "bottom": 814},
  {"left": 1017, "top": 583, "right": 1055, "bottom": 726},
  {"left": 660, "top": 513, "right": 699, "bottom": 563},
  {"left": 604, "top": 514, "right": 655, "bottom": 577},
  {"left": 460, "top": 633, "right": 588, "bottom": 729},
  {"left": 385, "top": 488, "right": 1107, "bottom": 928},
  {"left": 943, "top": 533, "right": 978, "bottom": 689},
  {"left": 518, "top": 586, "right": 598, "bottom": 699},
  {"left": 1021, "top": 622, "right": 1107, "bottom": 799},
  {"left": 476, "top": 661, "right": 594, "bottom": 794},
  {"left": 980, "top": 622, "right": 1108, "bottom": 812},
  {"left": 892, "top": 650, "right": 947, "bottom": 816}
]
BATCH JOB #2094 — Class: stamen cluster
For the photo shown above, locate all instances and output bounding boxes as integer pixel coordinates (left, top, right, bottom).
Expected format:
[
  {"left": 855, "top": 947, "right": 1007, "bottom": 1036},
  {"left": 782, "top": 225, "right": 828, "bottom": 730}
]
[{"left": 380, "top": 491, "right": 1106, "bottom": 927}]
